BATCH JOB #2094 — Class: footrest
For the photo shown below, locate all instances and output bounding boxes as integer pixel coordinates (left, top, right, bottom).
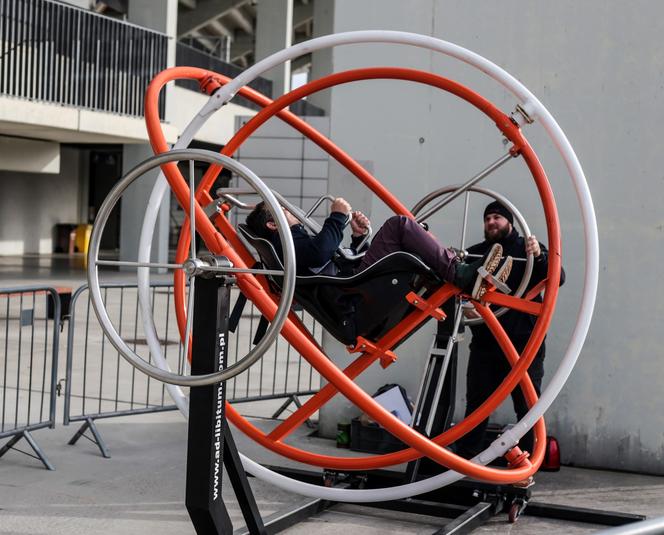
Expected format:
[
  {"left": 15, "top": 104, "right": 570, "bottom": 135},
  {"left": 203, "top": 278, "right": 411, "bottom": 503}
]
[
  {"left": 477, "top": 266, "right": 511, "bottom": 294},
  {"left": 349, "top": 336, "right": 398, "bottom": 369},
  {"left": 405, "top": 292, "right": 446, "bottom": 321}
]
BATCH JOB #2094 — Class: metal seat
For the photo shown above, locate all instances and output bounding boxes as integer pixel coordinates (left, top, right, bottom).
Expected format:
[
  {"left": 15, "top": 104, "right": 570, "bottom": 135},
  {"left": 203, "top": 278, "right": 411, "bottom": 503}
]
[{"left": 238, "top": 224, "right": 440, "bottom": 345}]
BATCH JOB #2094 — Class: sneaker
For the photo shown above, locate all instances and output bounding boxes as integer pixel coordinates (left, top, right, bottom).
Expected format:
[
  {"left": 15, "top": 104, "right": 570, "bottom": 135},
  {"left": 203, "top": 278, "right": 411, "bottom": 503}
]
[
  {"left": 495, "top": 256, "right": 513, "bottom": 284},
  {"left": 470, "top": 243, "right": 503, "bottom": 300},
  {"left": 473, "top": 255, "right": 512, "bottom": 300},
  {"left": 489, "top": 255, "right": 513, "bottom": 294},
  {"left": 453, "top": 243, "right": 503, "bottom": 296}
]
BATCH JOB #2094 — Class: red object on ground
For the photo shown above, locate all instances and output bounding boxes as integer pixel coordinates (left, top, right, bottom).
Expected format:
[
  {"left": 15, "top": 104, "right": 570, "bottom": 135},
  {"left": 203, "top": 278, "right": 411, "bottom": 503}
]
[{"left": 541, "top": 436, "right": 561, "bottom": 471}]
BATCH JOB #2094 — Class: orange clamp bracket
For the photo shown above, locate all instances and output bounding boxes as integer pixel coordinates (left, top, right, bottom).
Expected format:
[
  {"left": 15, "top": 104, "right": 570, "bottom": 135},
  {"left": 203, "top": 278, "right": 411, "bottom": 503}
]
[
  {"left": 505, "top": 446, "right": 531, "bottom": 468},
  {"left": 406, "top": 292, "right": 446, "bottom": 321},
  {"left": 199, "top": 74, "right": 224, "bottom": 96},
  {"left": 349, "top": 336, "right": 398, "bottom": 369}
]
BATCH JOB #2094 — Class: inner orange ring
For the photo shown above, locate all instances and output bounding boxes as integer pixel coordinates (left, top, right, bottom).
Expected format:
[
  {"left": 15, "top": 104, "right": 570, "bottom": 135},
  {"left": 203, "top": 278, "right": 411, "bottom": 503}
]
[{"left": 144, "top": 66, "right": 560, "bottom": 482}]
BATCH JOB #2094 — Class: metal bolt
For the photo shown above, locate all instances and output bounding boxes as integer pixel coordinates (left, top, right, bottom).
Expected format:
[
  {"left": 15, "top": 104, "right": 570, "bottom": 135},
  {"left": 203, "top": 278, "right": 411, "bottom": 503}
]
[{"left": 392, "top": 278, "right": 398, "bottom": 285}]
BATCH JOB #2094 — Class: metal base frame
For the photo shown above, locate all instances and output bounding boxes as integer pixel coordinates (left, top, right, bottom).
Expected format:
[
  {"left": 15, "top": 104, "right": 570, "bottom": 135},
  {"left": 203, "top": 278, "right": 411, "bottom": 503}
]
[
  {"left": 525, "top": 502, "right": 645, "bottom": 527},
  {"left": 185, "top": 275, "right": 259, "bottom": 534},
  {"left": 184, "top": 269, "right": 641, "bottom": 533},
  {"left": 264, "top": 465, "right": 645, "bottom": 534},
  {"left": 185, "top": 272, "right": 339, "bottom": 535},
  {"left": 0, "top": 429, "right": 55, "bottom": 471},
  {"left": 67, "top": 416, "right": 111, "bottom": 458},
  {"left": 233, "top": 496, "right": 335, "bottom": 535}
]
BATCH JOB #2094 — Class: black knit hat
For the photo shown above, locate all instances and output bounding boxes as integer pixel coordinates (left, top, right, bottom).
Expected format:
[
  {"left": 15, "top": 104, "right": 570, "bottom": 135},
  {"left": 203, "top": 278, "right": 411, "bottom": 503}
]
[{"left": 483, "top": 201, "right": 513, "bottom": 225}]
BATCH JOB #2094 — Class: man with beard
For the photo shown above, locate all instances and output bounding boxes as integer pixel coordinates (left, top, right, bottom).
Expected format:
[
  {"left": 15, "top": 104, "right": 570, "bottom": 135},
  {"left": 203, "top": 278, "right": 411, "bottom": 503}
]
[{"left": 455, "top": 201, "right": 565, "bottom": 486}]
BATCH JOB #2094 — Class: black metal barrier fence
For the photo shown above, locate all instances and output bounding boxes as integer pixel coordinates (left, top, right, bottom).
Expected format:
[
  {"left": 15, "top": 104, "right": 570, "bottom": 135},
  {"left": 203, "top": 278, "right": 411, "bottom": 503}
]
[
  {"left": 0, "top": 286, "right": 60, "bottom": 470},
  {"left": 63, "top": 282, "right": 322, "bottom": 457},
  {"left": 0, "top": 0, "right": 168, "bottom": 118}
]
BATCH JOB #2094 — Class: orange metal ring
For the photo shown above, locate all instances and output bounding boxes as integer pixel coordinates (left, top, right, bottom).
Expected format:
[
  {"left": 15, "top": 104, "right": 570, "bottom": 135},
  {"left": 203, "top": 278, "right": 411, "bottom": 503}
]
[{"left": 144, "top": 67, "right": 559, "bottom": 481}]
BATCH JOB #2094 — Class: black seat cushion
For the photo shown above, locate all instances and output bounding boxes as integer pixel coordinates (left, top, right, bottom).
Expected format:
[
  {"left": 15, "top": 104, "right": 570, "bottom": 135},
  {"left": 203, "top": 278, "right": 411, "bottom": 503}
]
[{"left": 238, "top": 224, "right": 440, "bottom": 345}]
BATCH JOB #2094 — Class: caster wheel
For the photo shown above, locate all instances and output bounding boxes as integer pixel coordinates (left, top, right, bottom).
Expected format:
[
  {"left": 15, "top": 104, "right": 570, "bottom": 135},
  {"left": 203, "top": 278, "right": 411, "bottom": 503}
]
[
  {"left": 508, "top": 499, "right": 527, "bottom": 523},
  {"left": 508, "top": 502, "right": 521, "bottom": 523}
]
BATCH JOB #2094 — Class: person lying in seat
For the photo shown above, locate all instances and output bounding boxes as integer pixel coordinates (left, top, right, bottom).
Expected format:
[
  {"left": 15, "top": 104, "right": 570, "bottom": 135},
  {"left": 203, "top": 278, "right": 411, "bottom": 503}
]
[{"left": 245, "top": 197, "right": 512, "bottom": 299}]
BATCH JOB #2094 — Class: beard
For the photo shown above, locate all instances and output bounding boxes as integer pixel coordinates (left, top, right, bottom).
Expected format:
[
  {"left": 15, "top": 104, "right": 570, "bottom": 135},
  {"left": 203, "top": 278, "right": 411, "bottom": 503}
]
[{"left": 484, "top": 225, "right": 511, "bottom": 243}]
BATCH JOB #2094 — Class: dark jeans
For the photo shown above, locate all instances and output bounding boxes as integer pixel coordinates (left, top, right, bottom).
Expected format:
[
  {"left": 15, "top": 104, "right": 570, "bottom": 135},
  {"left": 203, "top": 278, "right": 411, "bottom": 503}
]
[
  {"left": 457, "top": 342, "right": 545, "bottom": 458},
  {"left": 357, "top": 215, "right": 458, "bottom": 282}
]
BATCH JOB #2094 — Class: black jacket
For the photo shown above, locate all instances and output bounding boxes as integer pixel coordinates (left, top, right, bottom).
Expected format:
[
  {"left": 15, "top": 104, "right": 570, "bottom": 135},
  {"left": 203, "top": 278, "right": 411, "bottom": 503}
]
[
  {"left": 467, "top": 228, "right": 565, "bottom": 351},
  {"left": 268, "top": 212, "right": 365, "bottom": 276}
]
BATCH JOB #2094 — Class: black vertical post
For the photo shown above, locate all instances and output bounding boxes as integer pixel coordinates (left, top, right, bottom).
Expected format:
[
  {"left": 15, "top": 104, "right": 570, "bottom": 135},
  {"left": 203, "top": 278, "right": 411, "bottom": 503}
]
[
  {"left": 222, "top": 424, "right": 268, "bottom": 534},
  {"left": 185, "top": 272, "right": 267, "bottom": 535},
  {"left": 185, "top": 276, "right": 234, "bottom": 534}
]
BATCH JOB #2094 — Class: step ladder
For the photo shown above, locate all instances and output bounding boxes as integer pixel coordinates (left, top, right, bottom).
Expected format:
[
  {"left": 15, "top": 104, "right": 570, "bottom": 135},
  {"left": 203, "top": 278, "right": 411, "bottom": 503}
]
[{"left": 406, "top": 297, "right": 465, "bottom": 482}]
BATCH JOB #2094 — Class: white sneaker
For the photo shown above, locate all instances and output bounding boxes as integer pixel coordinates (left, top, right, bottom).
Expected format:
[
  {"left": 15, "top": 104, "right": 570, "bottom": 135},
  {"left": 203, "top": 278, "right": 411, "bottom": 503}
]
[{"left": 471, "top": 243, "right": 503, "bottom": 300}]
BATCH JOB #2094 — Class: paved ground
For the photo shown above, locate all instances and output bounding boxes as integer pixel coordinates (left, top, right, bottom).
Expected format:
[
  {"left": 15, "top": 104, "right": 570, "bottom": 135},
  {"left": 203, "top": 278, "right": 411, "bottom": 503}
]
[
  {"left": 2, "top": 407, "right": 664, "bottom": 535},
  {"left": 2, "top": 255, "right": 664, "bottom": 534}
]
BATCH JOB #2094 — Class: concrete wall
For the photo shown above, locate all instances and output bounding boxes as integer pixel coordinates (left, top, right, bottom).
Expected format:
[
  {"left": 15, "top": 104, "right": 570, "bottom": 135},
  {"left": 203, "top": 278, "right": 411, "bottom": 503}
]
[
  {"left": 169, "top": 86, "right": 258, "bottom": 146},
  {"left": 0, "top": 2, "right": 259, "bottom": 259},
  {"left": 235, "top": 115, "right": 330, "bottom": 213},
  {"left": 255, "top": 0, "right": 293, "bottom": 96},
  {"left": 0, "top": 136, "right": 60, "bottom": 174},
  {"left": 0, "top": 147, "right": 83, "bottom": 255},
  {"left": 313, "top": 0, "right": 664, "bottom": 474},
  {"left": 0, "top": 95, "right": 178, "bottom": 145}
]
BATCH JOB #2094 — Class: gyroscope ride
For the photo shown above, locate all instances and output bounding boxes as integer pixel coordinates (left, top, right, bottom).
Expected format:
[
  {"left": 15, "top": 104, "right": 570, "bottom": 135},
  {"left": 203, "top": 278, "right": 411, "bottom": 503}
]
[{"left": 86, "top": 31, "right": 638, "bottom": 534}]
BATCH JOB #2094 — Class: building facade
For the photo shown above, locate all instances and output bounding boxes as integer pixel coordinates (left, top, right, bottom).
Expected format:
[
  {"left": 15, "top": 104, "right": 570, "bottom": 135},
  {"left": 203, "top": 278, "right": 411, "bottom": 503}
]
[{"left": 2, "top": 0, "right": 663, "bottom": 475}]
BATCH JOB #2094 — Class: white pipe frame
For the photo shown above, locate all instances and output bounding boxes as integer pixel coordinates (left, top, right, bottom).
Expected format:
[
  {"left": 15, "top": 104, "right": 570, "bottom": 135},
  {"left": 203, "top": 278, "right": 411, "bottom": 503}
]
[{"left": 137, "top": 31, "right": 599, "bottom": 502}]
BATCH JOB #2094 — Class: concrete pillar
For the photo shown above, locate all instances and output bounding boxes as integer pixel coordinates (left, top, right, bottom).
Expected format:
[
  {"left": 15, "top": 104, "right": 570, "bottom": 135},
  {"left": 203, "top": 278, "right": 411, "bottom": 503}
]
[
  {"left": 255, "top": 0, "right": 294, "bottom": 97},
  {"left": 119, "top": 145, "right": 171, "bottom": 264},
  {"left": 0, "top": 136, "right": 60, "bottom": 174},
  {"left": 313, "top": 0, "right": 440, "bottom": 438},
  {"left": 308, "top": 0, "right": 335, "bottom": 113},
  {"left": 127, "top": 0, "right": 177, "bottom": 65},
  {"left": 119, "top": 0, "right": 177, "bottom": 263}
]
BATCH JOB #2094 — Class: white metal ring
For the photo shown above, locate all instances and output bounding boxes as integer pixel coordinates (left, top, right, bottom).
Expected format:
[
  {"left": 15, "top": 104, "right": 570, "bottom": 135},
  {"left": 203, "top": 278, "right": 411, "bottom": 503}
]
[{"left": 137, "top": 31, "right": 598, "bottom": 501}]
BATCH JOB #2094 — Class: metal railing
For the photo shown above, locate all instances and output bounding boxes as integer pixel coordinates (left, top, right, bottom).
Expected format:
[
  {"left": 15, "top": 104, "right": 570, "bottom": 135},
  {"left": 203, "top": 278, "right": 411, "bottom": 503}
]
[
  {"left": 175, "top": 41, "right": 325, "bottom": 116},
  {"left": 63, "top": 282, "right": 322, "bottom": 457},
  {"left": 0, "top": 285, "right": 60, "bottom": 470},
  {"left": 176, "top": 41, "right": 271, "bottom": 112},
  {"left": 179, "top": 35, "right": 231, "bottom": 64},
  {"left": 0, "top": 0, "right": 167, "bottom": 118}
]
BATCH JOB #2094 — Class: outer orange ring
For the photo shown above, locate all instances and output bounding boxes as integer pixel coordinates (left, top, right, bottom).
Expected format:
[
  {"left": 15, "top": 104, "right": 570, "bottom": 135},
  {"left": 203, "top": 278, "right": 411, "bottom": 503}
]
[{"left": 144, "top": 66, "right": 560, "bottom": 482}]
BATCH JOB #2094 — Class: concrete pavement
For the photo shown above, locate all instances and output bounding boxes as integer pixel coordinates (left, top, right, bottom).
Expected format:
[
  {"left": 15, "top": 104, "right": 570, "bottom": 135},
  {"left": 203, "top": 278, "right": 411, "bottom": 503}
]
[{"left": 2, "top": 408, "right": 664, "bottom": 534}]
